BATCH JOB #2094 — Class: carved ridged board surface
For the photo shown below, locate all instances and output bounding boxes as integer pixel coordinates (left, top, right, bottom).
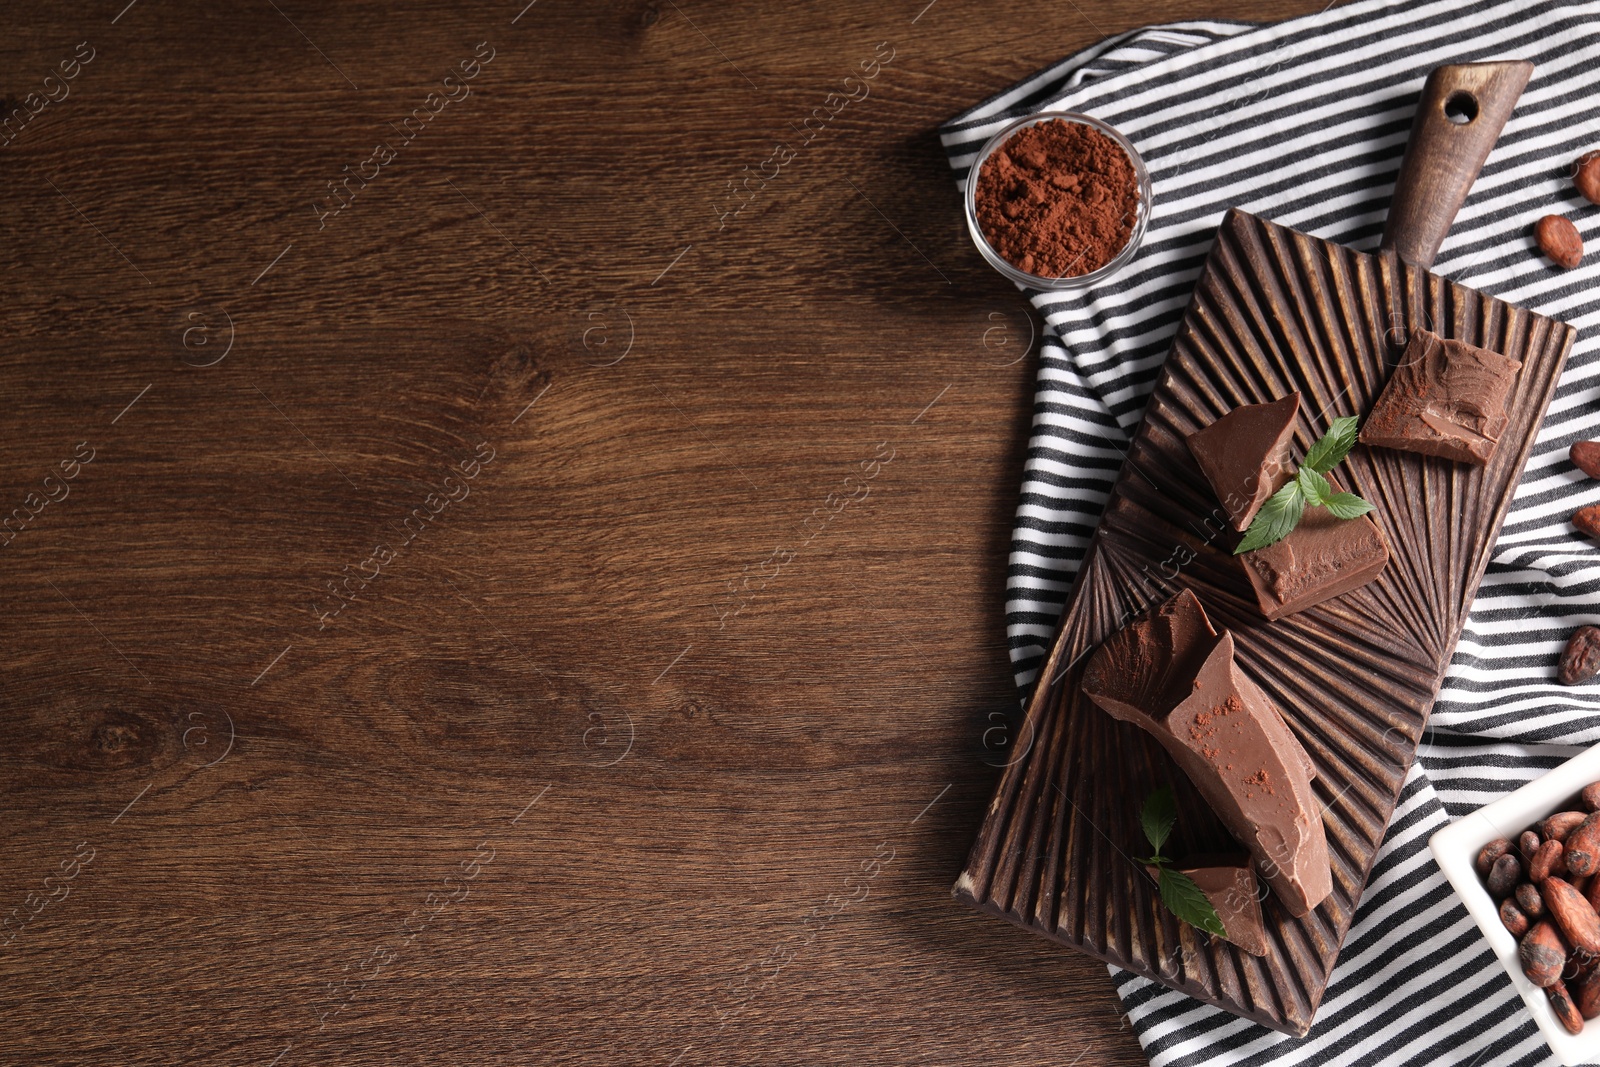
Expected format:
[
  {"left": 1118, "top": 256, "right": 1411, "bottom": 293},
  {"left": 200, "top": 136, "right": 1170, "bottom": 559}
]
[{"left": 955, "top": 208, "right": 1578, "bottom": 1036}]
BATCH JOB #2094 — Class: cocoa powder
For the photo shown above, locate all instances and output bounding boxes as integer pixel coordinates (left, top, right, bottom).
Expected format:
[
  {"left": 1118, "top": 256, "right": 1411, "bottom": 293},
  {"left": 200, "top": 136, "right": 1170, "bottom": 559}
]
[{"left": 974, "top": 118, "right": 1140, "bottom": 278}]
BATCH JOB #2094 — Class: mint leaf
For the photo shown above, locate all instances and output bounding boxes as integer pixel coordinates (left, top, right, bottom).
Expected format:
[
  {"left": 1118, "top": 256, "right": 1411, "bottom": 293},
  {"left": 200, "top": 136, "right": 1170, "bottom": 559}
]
[
  {"left": 1296, "top": 466, "right": 1331, "bottom": 507},
  {"left": 1138, "top": 791, "right": 1228, "bottom": 939},
  {"left": 1234, "top": 481, "right": 1304, "bottom": 555},
  {"left": 1323, "top": 491, "right": 1375, "bottom": 520},
  {"left": 1141, "top": 787, "right": 1177, "bottom": 855},
  {"left": 1303, "top": 416, "right": 1360, "bottom": 474},
  {"left": 1159, "top": 867, "right": 1227, "bottom": 938}
]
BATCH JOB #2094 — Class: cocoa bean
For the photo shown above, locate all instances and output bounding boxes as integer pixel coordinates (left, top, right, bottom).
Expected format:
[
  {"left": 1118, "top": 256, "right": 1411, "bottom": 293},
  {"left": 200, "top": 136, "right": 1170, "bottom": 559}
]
[
  {"left": 1545, "top": 877, "right": 1600, "bottom": 955},
  {"left": 1585, "top": 782, "right": 1600, "bottom": 813},
  {"left": 1567, "top": 813, "right": 1600, "bottom": 877},
  {"left": 1587, "top": 873, "right": 1600, "bottom": 915},
  {"left": 1577, "top": 965, "right": 1600, "bottom": 1020},
  {"left": 1550, "top": 980, "right": 1585, "bottom": 1035},
  {"left": 1522, "top": 830, "right": 1543, "bottom": 859},
  {"left": 1578, "top": 152, "right": 1600, "bottom": 206},
  {"left": 1574, "top": 441, "right": 1600, "bottom": 480},
  {"left": 1477, "top": 837, "right": 1514, "bottom": 876},
  {"left": 1502, "top": 898, "right": 1531, "bottom": 937},
  {"left": 1519, "top": 882, "right": 1546, "bottom": 918},
  {"left": 1533, "top": 839, "right": 1567, "bottom": 883},
  {"left": 1560, "top": 627, "right": 1600, "bottom": 686},
  {"left": 1576, "top": 506, "right": 1600, "bottom": 545},
  {"left": 1537, "top": 214, "right": 1584, "bottom": 270},
  {"left": 1546, "top": 811, "right": 1591, "bottom": 841},
  {"left": 1524, "top": 920, "right": 1570, "bottom": 987},
  {"left": 1489, "top": 853, "right": 1523, "bottom": 896}
]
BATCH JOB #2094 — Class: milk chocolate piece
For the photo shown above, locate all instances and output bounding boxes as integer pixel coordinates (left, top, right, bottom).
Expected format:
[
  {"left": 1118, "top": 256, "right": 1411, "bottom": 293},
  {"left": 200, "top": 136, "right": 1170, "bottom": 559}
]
[
  {"left": 1241, "top": 473, "right": 1389, "bottom": 621},
  {"left": 1083, "top": 590, "right": 1332, "bottom": 916},
  {"left": 1146, "top": 853, "right": 1269, "bottom": 956},
  {"left": 1186, "top": 393, "right": 1301, "bottom": 532},
  {"left": 1360, "top": 329, "right": 1522, "bottom": 465}
]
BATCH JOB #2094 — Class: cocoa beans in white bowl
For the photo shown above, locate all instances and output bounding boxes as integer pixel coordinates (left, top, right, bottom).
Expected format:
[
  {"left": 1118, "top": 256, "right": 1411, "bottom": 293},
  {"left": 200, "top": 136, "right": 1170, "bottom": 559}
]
[{"left": 1432, "top": 743, "right": 1600, "bottom": 1065}]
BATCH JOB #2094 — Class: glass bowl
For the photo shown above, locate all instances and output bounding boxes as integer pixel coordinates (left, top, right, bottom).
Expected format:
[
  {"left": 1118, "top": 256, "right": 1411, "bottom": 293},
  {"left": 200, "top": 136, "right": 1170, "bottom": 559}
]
[{"left": 962, "top": 110, "right": 1152, "bottom": 291}]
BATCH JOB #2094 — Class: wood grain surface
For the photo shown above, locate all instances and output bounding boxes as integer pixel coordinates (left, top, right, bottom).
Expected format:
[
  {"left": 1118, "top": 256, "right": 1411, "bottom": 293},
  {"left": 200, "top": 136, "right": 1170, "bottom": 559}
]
[
  {"left": 955, "top": 208, "right": 1576, "bottom": 1035},
  {"left": 1379, "top": 61, "right": 1534, "bottom": 269},
  {"left": 0, "top": 2, "right": 1329, "bottom": 1064}
]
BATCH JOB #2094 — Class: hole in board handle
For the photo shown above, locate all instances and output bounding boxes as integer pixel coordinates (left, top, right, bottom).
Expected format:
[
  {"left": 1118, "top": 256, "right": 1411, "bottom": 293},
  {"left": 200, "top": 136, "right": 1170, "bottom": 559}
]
[{"left": 1443, "top": 91, "right": 1478, "bottom": 125}]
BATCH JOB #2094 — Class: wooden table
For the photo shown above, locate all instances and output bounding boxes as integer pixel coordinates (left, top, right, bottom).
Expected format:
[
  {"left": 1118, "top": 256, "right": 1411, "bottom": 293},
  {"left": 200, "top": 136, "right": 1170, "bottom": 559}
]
[{"left": 0, "top": 2, "right": 1326, "bottom": 1062}]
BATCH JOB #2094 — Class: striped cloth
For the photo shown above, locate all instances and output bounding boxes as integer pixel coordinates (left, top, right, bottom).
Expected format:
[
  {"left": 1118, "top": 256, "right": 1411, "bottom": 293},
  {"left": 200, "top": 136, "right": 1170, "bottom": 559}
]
[{"left": 941, "top": 2, "right": 1600, "bottom": 1064}]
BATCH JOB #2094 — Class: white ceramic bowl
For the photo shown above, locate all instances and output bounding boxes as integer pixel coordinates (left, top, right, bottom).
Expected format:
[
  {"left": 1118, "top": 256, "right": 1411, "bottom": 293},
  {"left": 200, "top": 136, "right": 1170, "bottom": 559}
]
[{"left": 1430, "top": 742, "right": 1600, "bottom": 1066}]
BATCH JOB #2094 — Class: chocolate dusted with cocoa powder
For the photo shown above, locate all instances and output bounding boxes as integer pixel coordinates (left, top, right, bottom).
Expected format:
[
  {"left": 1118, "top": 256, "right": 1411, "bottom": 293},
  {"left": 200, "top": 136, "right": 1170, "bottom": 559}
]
[
  {"left": 1186, "top": 393, "right": 1300, "bottom": 532},
  {"left": 1082, "top": 590, "right": 1332, "bottom": 916},
  {"left": 1241, "top": 472, "right": 1390, "bottom": 621},
  {"left": 1144, "top": 854, "right": 1268, "bottom": 957},
  {"left": 1360, "top": 328, "right": 1523, "bottom": 465}
]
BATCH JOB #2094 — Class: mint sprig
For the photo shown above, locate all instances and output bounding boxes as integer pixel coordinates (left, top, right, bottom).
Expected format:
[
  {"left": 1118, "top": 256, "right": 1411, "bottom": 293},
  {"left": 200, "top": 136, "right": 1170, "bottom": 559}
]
[
  {"left": 1159, "top": 866, "right": 1226, "bottom": 937},
  {"left": 1296, "top": 466, "right": 1330, "bottom": 506},
  {"left": 1234, "top": 416, "right": 1372, "bottom": 555},
  {"left": 1236, "top": 482, "right": 1304, "bottom": 555},
  {"left": 1141, "top": 783, "right": 1177, "bottom": 853},
  {"left": 1323, "top": 492, "right": 1374, "bottom": 521},
  {"left": 1136, "top": 787, "right": 1227, "bottom": 938},
  {"left": 1301, "top": 415, "right": 1359, "bottom": 474}
]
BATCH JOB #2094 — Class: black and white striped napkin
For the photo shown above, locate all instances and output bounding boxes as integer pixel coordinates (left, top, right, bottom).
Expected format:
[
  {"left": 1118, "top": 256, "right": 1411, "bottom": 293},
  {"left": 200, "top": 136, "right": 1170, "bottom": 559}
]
[{"left": 943, "top": 1, "right": 1600, "bottom": 1063}]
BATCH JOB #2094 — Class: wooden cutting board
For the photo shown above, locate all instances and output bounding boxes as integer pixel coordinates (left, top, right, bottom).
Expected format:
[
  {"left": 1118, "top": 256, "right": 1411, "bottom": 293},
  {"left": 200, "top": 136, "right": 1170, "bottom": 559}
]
[{"left": 953, "top": 62, "right": 1578, "bottom": 1035}]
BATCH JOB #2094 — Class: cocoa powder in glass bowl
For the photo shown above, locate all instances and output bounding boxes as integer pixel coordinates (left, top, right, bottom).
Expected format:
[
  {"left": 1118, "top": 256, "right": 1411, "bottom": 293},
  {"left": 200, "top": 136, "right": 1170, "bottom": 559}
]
[{"left": 963, "top": 112, "right": 1151, "bottom": 290}]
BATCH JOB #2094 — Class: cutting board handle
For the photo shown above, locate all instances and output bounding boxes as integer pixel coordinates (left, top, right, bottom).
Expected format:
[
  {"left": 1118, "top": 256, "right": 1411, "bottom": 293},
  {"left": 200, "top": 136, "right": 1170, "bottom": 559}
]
[{"left": 1379, "top": 60, "right": 1533, "bottom": 269}]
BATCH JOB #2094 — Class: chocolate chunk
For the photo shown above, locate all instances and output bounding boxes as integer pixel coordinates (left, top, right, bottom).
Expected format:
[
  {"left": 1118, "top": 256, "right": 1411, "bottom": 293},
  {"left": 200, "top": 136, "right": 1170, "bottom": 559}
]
[
  {"left": 1083, "top": 589, "right": 1332, "bottom": 916},
  {"left": 1186, "top": 393, "right": 1301, "bottom": 532},
  {"left": 1360, "top": 328, "right": 1522, "bottom": 465},
  {"left": 1240, "top": 473, "right": 1389, "bottom": 620},
  {"left": 1146, "top": 853, "right": 1268, "bottom": 956}
]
